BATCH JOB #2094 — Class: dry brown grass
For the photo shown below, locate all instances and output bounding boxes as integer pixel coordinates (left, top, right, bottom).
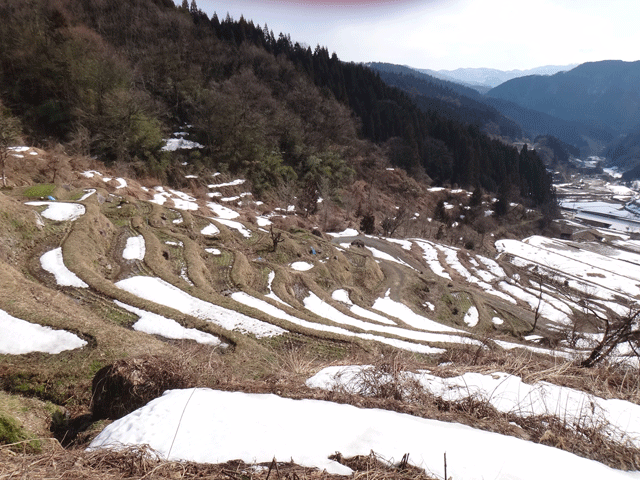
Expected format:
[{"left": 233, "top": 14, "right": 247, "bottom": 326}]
[
  {"left": 436, "top": 344, "right": 640, "bottom": 403},
  {"left": 0, "top": 444, "right": 442, "bottom": 480},
  {"left": 332, "top": 451, "right": 438, "bottom": 480}
]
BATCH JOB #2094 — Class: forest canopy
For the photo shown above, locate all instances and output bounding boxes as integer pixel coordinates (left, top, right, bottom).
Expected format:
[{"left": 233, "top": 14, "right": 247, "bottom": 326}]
[{"left": 0, "top": 0, "right": 555, "bottom": 209}]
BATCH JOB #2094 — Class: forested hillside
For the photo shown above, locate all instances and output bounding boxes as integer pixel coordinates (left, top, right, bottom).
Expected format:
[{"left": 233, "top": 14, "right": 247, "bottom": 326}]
[
  {"left": 609, "top": 129, "right": 640, "bottom": 175},
  {"left": 0, "top": 0, "right": 554, "bottom": 209},
  {"left": 481, "top": 96, "right": 614, "bottom": 155},
  {"left": 533, "top": 135, "right": 580, "bottom": 168}
]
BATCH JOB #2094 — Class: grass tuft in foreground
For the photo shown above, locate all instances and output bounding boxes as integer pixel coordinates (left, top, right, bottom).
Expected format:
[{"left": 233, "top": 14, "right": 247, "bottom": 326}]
[
  {"left": 0, "top": 445, "right": 440, "bottom": 479},
  {"left": 0, "top": 412, "right": 41, "bottom": 453}
]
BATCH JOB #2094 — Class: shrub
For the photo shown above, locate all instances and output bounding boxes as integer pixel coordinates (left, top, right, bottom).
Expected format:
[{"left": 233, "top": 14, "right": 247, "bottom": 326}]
[
  {"left": 91, "top": 355, "right": 196, "bottom": 420},
  {"left": 360, "top": 213, "right": 375, "bottom": 234}
]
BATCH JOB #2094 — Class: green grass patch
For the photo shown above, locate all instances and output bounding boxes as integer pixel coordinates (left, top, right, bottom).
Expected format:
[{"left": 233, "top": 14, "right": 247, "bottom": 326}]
[
  {"left": 89, "top": 360, "right": 106, "bottom": 376},
  {"left": 111, "top": 216, "right": 131, "bottom": 227},
  {"left": 98, "top": 302, "right": 138, "bottom": 327},
  {"left": 23, "top": 184, "right": 56, "bottom": 198},
  {"left": 210, "top": 249, "right": 233, "bottom": 266},
  {"left": 0, "top": 413, "right": 42, "bottom": 453},
  {"left": 438, "top": 291, "right": 473, "bottom": 326},
  {"left": 7, "top": 374, "right": 46, "bottom": 396},
  {"left": 69, "top": 190, "right": 87, "bottom": 201},
  {"left": 103, "top": 203, "right": 138, "bottom": 225}
]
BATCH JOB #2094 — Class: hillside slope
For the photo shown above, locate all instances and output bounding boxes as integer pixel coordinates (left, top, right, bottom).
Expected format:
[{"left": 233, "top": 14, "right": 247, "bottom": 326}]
[
  {"left": 2, "top": 1, "right": 640, "bottom": 477},
  {"left": 0, "top": 149, "right": 640, "bottom": 477}
]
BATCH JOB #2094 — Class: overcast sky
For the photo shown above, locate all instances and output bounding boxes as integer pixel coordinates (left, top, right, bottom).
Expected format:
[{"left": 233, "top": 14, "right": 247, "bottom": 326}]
[{"left": 191, "top": 0, "right": 640, "bottom": 71}]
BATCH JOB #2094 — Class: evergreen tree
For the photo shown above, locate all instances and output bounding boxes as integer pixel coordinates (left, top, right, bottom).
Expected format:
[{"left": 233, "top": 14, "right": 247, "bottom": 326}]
[
  {"left": 493, "top": 183, "right": 510, "bottom": 217},
  {"left": 470, "top": 186, "right": 483, "bottom": 207}
]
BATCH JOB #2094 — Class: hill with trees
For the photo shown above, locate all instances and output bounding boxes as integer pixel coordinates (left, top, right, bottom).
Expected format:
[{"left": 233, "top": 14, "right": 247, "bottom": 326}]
[
  {"left": 0, "top": 0, "right": 555, "bottom": 211},
  {"left": 608, "top": 129, "right": 640, "bottom": 175},
  {"left": 481, "top": 95, "right": 614, "bottom": 155},
  {"left": 533, "top": 135, "right": 580, "bottom": 166}
]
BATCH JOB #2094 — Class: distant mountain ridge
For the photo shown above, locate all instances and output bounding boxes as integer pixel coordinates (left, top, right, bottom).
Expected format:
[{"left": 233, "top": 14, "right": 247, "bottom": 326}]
[
  {"left": 367, "top": 62, "right": 613, "bottom": 155},
  {"left": 487, "top": 60, "right": 640, "bottom": 134},
  {"left": 366, "top": 62, "right": 523, "bottom": 139},
  {"left": 412, "top": 65, "right": 577, "bottom": 89}
]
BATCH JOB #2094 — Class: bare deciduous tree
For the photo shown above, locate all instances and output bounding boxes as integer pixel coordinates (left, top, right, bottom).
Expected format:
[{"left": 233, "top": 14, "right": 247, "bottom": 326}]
[
  {"left": 528, "top": 267, "right": 546, "bottom": 333},
  {"left": 575, "top": 296, "right": 640, "bottom": 368},
  {"left": 270, "top": 225, "right": 285, "bottom": 252},
  {"left": 554, "top": 275, "right": 640, "bottom": 368},
  {"left": 381, "top": 205, "right": 410, "bottom": 237},
  {"left": 44, "top": 143, "right": 71, "bottom": 184}
]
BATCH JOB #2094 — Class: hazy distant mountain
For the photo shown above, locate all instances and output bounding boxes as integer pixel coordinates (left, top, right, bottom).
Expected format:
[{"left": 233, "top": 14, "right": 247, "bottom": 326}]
[
  {"left": 367, "top": 63, "right": 523, "bottom": 139},
  {"left": 367, "top": 62, "right": 613, "bottom": 154},
  {"left": 368, "top": 63, "right": 483, "bottom": 99},
  {"left": 487, "top": 61, "right": 640, "bottom": 134},
  {"left": 412, "top": 65, "right": 577, "bottom": 89}
]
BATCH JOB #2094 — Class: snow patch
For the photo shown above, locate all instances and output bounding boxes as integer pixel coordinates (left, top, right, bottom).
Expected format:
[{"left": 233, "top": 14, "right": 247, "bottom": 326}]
[
  {"left": 88, "top": 388, "right": 634, "bottom": 479},
  {"left": 115, "top": 277, "right": 285, "bottom": 338},
  {"left": 290, "top": 261, "right": 313, "bottom": 271},
  {"left": 0, "top": 309, "right": 86, "bottom": 354},
  {"left": 464, "top": 307, "right": 479, "bottom": 327},
  {"left": 123, "top": 236, "right": 145, "bottom": 261},
  {"left": 26, "top": 202, "right": 85, "bottom": 222},
  {"left": 207, "top": 202, "right": 240, "bottom": 220},
  {"left": 215, "top": 218, "right": 251, "bottom": 238},
  {"left": 40, "top": 248, "right": 88, "bottom": 288},
  {"left": 200, "top": 223, "right": 220, "bottom": 236},
  {"left": 117, "top": 301, "right": 225, "bottom": 347},
  {"left": 327, "top": 228, "right": 359, "bottom": 238}
]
